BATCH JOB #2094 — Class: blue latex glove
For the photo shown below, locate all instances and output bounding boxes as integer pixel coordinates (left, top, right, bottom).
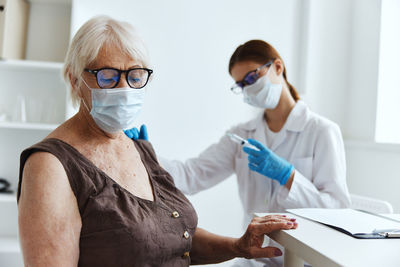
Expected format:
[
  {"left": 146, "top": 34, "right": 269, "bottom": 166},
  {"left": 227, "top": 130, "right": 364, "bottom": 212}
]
[
  {"left": 124, "top": 124, "right": 148, "bottom": 141},
  {"left": 243, "top": 139, "right": 294, "bottom": 185}
]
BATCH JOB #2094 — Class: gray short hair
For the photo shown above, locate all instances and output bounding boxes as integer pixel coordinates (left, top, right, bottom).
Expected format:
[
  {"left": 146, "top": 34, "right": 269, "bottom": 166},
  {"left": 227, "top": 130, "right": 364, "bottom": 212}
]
[{"left": 63, "top": 15, "right": 150, "bottom": 106}]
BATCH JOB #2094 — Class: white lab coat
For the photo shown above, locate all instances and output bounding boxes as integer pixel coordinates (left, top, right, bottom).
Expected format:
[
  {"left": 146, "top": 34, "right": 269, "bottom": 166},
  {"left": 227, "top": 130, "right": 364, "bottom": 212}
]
[{"left": 160, "top": 100, "right": 351, "bottom": 266}]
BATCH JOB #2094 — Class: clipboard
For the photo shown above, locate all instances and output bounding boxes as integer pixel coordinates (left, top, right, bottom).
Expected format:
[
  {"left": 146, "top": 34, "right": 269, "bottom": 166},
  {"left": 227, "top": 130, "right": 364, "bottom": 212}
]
[{"left": 287, "top": 208, "right": 400, "bottom": 239}]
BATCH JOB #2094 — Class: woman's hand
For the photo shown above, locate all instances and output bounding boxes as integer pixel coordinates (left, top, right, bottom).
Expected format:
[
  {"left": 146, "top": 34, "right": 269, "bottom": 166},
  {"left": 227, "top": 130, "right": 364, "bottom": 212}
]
[{"left": 234, "top": 215, "right": 297, "bottom": 258}]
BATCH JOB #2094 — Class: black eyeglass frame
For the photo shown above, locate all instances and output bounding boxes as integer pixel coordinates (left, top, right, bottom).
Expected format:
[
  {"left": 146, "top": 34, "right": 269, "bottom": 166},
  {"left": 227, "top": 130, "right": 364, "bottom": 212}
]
[{"left": 84, "top": 67, "right": 154, "bottom": 89}]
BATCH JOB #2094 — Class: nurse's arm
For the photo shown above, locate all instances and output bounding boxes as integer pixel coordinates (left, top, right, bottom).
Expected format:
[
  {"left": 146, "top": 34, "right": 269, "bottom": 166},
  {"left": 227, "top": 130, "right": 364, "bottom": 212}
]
[
  {"left": 277, "top": 123, "right": 351, "bottom": 208},
  {"left": 190, "top": 215, "right": 297, "bottom": 264},
  {"left": 159, "top": 130, "right": 237, "bottom": 195},
  {"left": 18, "top": 152, "right": 81, "bottom": 267}
]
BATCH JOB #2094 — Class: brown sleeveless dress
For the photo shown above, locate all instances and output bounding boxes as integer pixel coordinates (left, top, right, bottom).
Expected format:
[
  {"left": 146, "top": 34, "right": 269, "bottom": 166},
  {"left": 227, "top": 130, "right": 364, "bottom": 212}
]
[{"left": 17, "top": 138, "right": 198, "bottom": 267}]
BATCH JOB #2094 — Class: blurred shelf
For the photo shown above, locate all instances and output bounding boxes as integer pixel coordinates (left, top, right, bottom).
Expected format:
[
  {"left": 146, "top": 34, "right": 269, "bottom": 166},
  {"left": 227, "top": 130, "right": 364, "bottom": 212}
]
[
  {"left": 0, "top": 236, "right": 20, "bottom": 253},
  {"left": 27, "top": 0, "right": 72, "bottom": 4},
  {"left": 0, "top": 194, "right": 16, "bottom": 203},
  {"left": 0, "top": 59, "right": 63, "bottom": 73},
  {"left": 0, "top": 122, "right": 58, "bottom": 131}
]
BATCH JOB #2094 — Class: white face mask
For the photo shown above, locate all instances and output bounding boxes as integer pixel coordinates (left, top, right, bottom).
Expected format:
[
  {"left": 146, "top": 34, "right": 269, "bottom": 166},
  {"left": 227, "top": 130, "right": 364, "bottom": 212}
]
[
  {"left": 242, "top": 66, "right": 283, "bottom": 109},
  {"left": 82, "top": 80, "right": 145, "bottom": 133}
]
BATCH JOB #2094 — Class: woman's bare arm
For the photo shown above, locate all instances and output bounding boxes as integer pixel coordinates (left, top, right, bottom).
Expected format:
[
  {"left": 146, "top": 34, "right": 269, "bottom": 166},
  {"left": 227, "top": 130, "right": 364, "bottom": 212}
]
[
  {"left": 18, "top": 152, "right": 82, "bottom": 267},
  {"left": 190, "top": 215, "right": 297, "bottom": 265}
]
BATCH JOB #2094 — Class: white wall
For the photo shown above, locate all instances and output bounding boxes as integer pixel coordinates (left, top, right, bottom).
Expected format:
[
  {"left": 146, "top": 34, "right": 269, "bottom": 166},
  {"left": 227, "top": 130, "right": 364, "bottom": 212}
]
[
  {"left": 342, "top": 0, "right": 400, "bottom": 211},
  {"left": 375, "top": 0, "right": 400, "bottom": 143},
  {"left": 300, "top": 0, "right": 353, "bottom": 127},
  {"left": 345, "top": 0, "right": 382, "bottom": 141},
  {"left": 302, "top": 0, "right": 400, "bottom": 212},
  {"left": 345, "top": 140, "right": 400, "bottom": 213},
  {"left": 300, "top": 0, "right": 382, "bottom": 141}
]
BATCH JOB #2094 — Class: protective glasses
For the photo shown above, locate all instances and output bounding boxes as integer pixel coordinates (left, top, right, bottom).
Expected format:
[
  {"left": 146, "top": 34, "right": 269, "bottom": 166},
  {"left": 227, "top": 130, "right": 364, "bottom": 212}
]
[
  {"left": 84, "top": 67, "right": 153, "bottom": 89},
  {"left": 230, "top": 61, "right": 273, "bottom": 94}
]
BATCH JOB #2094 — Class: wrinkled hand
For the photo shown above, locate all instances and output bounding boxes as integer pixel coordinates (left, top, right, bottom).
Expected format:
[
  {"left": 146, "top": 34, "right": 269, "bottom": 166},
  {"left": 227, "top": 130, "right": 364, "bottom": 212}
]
[
  {"left": 234, "top": 215, "right": 297, "bottom": 259},
  {"left": 243, "top": 139, "right": 294, "bottom": 185},
  {"left": 124, "top": 124, "right": 148, "bottom": 141}
]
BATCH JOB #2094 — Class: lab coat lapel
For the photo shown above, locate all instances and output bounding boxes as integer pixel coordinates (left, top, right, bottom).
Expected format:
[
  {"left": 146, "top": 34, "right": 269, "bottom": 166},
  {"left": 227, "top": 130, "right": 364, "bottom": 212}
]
[
  {"left": 252, "top": 112, "right": 286, "bottom": 151},
  {"left": 248, "top": 114, "right": 273, "bottom": 211},
  {"left": 270, "top": 101, "right": 308, "bottom": 151},
  {"left": 255, "top": 109, "right": 288, "bottom": 151},
  {"left": 253, "top": 115, "right": 268, "bottom": 148}
]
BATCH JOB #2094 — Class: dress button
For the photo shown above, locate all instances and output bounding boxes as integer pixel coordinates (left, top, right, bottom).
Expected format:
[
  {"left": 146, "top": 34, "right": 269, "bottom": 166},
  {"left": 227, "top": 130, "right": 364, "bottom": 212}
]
[
  {"left": 183, "top": 230, "right": 190, "bottom": 239},
  {"left": 183, "top": 251, "right": 190, "bottom": 258},
  {"left": 172, "top": 211, "right": 180, "bottom": 218}
]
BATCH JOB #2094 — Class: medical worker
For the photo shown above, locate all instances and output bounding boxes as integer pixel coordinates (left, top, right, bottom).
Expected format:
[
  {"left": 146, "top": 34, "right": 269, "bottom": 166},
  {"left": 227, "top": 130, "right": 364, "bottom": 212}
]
[{"left": 126, "top": 40, "right": 351, "bottom": 266}]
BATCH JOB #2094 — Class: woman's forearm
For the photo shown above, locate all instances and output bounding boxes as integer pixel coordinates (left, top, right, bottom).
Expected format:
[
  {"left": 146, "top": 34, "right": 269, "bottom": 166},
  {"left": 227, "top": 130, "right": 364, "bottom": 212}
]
[
  {"left": 190, "top": 227, "right": 241, "bottom": 265},
  {"left": 190, "top": 215, "right": 297, "bottom": 265}
]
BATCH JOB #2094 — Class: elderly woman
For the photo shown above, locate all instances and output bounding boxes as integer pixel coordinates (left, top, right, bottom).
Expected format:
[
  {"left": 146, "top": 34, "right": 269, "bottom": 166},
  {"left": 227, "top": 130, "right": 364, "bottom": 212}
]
[{"left": 17, "top": 16, "right": 297, "bottom": 266}]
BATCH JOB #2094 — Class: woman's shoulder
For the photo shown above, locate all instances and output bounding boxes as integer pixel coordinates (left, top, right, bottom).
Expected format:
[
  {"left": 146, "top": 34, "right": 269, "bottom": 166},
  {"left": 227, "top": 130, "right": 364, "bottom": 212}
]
[
  {"left": 22, "top": 147, "right": 64, "bottom": 172},
  {"left": 305, "top": 110, "right": 341, "bottom": 134},
  {"left": 18, "top": 145, "right": 72, "bottom": 202},
  {"left": 302, "top": 111, "right": 343, "bottom": 146},
  {"left": 228, "top": 112, "right": 264, "bottom": 134},
  {"left": 22, "top": 149, "right": 67, "bottom": 179},
  {"left": 287, "top": 100, "right": 338, "bottom": 132},
  {"left": 18, "top": 138, "right": 93, "bottom": 204},
  {"left": 21, "top": 138, "right": 80, "bottom": 168}
]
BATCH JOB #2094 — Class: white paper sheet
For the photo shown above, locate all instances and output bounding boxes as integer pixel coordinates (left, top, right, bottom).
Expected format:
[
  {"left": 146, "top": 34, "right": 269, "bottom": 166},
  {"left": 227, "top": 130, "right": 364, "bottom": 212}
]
[{"left": 286, "top": 208, "right": 400, "bottom": 235}]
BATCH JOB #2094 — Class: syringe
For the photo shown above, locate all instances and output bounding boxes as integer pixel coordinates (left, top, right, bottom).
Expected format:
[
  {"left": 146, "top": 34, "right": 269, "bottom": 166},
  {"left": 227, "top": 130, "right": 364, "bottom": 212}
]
[{"left": 226, "top": 133, "right": 259, "bottom": 151}]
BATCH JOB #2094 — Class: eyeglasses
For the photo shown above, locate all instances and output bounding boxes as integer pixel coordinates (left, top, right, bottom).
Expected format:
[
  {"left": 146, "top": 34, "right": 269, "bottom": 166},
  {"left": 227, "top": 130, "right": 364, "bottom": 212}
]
[
  {"left": 230, "top": 61, "right": 273, "bottom": 94},
  {"left": 84, "top": 67, "right": 153, "bottom": 89}
]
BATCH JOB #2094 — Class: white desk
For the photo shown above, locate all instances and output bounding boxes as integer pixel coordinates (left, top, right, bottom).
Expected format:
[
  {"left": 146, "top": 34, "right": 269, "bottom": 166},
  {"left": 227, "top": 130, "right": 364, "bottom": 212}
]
[{"left": 260, "top": 213, "right": 400, "bottom": 267}]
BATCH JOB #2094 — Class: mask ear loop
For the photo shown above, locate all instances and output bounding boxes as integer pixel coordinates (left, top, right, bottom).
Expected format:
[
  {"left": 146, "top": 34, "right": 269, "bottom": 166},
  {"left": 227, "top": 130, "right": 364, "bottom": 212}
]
[
  {"left": 254, "top": 62, "right": 274, "bottom": 84},
  {"left": 266, "top": 62, "right": 275, "bottom": 78},
  {"left": 265, "top": 62, "right": 282, "bottom": 85},
  {"left": 80, "top": 78, "right": 92, "bottom": 113}
]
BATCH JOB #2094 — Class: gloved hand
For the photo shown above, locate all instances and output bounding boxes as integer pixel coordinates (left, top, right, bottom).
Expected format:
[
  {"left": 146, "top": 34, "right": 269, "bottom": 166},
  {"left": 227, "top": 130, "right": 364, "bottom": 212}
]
[
  {"left": 243, "top": 139, "right": 294, "bottom": 185},
  {"left": 124, "top": 124, "right": 148, "bottom": 141}
]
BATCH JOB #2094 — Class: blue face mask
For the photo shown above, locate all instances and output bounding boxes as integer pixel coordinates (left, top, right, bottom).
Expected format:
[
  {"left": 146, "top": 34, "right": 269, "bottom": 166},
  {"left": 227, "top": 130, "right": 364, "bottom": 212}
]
[{"left": 82, "top": 79, "right": 145, "bottom": 133}]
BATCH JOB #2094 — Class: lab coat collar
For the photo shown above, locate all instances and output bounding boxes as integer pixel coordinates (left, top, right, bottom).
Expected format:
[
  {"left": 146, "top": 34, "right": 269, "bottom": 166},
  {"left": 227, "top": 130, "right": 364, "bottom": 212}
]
[
  {"left": 283, "top": 100, "right": 309, "bottom": 132},
  {"left": 239, "top": 100, "right": 309, "bottom": 133}
]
